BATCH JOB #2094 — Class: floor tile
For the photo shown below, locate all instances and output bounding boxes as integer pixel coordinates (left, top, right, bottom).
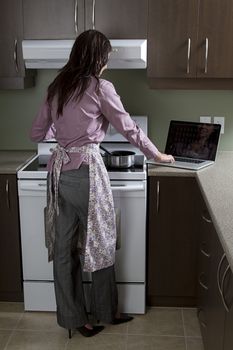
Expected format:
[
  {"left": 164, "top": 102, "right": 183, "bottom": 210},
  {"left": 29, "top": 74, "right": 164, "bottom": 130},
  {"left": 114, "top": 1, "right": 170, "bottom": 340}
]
[
  {"left": 128, "top": 308, "right": 184, "bottom": 336},
  {"left": 0, "top": 303, "right": 24, "bottom": 330},
  {"left": 16, "top": 311, "right": 62, "bottom": 333},
  {"left": 127, "top": 335, "right": 186, "bottom": 350},
  {"left": 182, "top": 309, "right": 201, "bottom": 337},
  {"left": 5, "top": 330, "right": 67, "bottom": 350},
  {"left": 0, "top": 330, "right": 12, "bottom": 350},
  {"left": 66, "top": 333, "right": 127, "bottom": 350},
  {"left": 186, "top": 337, "right": 204, "bottom": 350}
]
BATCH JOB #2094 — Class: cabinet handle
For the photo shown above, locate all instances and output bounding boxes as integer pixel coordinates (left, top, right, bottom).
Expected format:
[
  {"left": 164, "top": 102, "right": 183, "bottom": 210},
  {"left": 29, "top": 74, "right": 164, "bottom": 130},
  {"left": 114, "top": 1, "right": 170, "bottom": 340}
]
[
  {"left": 217, "top": 253, "right": 226, "bottom": 295},
  {"left": 221, "top": 264, "right": 230, "bottom": 313},
  {"left": 201, "top": 213, "right": 212, "bottom": 224},
  {"left": 74, "top": 0, "right": 78, "bottom": 34},
  {"left": 204, "top": 38, "right": 209, "bottom": 74},
  {"left": 156, "top": 180, "right": 160, "bottom": 213},
  {"left": 200, "top": 242, "right": 211, "bottom": 258},
  {"left": 199, "top": 272, "right": 208, "bottom": 290},
  {"left": 197, "top": 308, "right": 207, "bottom": 328},
  {"left": 92, "top": 0, "right": 96, "bottom": 29},
  {"left": 186, "top": 38, "right": 191, "bottom": 74},
  {"left": 5, "top": 179, "right": 10, "bottom": 209},
  {"left": 13, "top": 39, "right": 19, "bottom": 73}
]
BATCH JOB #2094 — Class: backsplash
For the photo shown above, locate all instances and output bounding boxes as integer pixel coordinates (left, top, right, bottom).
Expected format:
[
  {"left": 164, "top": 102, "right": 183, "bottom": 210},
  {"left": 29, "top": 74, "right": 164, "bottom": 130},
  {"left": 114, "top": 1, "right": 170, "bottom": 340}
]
[{"left": 0, "top": 70, "right": 233, "bottom": 151}]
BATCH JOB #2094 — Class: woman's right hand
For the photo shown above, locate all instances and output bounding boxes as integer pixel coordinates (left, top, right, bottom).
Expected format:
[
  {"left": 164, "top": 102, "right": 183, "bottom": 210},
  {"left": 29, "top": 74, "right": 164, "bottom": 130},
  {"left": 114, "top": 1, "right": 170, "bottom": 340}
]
[{"left": 155, "top": 152, "right": 175, "bottom": 163}]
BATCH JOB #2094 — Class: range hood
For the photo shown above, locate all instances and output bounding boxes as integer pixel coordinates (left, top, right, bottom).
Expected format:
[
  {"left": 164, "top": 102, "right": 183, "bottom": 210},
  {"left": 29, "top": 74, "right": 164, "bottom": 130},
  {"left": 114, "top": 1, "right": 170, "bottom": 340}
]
[{"left": 22, "top": 39, "right": 147, "bottom": 69}]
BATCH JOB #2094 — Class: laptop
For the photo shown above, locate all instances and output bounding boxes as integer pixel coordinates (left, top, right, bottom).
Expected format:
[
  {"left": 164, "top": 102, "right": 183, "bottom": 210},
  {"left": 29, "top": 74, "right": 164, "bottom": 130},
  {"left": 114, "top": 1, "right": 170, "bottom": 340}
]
[{"left": 147, "top": 120, "right": 221, "bottom": 170}]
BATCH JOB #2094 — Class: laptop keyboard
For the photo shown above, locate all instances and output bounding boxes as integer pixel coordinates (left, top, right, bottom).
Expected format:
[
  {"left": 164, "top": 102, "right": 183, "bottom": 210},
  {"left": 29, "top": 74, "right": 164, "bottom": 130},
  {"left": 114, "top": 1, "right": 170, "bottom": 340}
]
[{"left": 175, "top": 157, "right": 204, "bottom": 164}]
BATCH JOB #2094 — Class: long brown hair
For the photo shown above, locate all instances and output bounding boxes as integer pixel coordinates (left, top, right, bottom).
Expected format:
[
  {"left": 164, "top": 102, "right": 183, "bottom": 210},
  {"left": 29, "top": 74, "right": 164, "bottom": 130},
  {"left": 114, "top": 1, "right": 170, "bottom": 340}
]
[{"left": 47, "top": 30, "right": 112, "bottom": 117}]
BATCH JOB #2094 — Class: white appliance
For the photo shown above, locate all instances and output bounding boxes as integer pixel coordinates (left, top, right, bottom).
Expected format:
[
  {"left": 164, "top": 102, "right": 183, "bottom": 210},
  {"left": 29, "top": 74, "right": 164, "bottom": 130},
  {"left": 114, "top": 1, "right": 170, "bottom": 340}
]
[
  {"left": 17, "top": 116, "right": 148, "bottom": 314},
  {"left": 22, "top": 39, "right": 147, "bottom": 69}
]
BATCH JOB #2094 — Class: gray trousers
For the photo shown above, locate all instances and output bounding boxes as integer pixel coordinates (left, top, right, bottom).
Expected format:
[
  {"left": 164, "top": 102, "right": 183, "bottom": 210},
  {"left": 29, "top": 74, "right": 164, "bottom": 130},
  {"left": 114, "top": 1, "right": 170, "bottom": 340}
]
[{"left": 53, "top": 165, "right": 118, "bottom": 329}]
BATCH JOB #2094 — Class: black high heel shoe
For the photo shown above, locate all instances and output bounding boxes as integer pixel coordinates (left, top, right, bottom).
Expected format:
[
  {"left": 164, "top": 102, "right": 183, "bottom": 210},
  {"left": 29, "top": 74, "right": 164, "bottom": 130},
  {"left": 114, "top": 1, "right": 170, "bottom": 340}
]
[
  {"left": 77, "top": 325, "right": 104, "bottom": 337},
  {"left": 111, "top": 314, "right": 134, "bottom": 325},
  {"left": 68, "top": 325, "right": 104, "bottom": 338}
]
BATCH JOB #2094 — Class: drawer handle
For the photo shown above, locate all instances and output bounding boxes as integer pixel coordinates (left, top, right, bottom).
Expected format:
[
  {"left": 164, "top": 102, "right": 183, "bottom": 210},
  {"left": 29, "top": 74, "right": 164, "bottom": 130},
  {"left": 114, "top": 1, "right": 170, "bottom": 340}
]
[
  {"left": 156, "top": 180, "right": 160, "bottom": 213},
  {"left": 199, "top": 272, "right": 208, "bottom": 290},
  {"left": 6, "top": 179, "right": 10, "bottom": 209},
  {"left": 197, "top": 308, "right": 207, "bottom": 328},
  {"left": 200, "top": 242, "right": 210, "bottom": 258},
  {"left": 217, "top": 253, "right": 226, "bottom": 295},
  {"left": 221, "top": 264, "right": 230, "bottom": 313},
  {"left": 201, "top": 214, "right": 212, "bottom": 223}
]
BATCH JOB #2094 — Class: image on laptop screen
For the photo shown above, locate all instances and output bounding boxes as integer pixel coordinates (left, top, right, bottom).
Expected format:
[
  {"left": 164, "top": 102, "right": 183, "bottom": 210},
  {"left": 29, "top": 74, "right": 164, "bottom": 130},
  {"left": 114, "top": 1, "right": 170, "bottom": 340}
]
[{"left": 165, "top": 121, "right": 221, "bottom": 161}]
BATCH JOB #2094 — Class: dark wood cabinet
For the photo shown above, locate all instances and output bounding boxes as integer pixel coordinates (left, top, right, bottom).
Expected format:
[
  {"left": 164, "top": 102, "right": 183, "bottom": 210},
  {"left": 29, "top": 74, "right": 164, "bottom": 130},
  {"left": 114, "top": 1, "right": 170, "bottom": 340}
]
[
  {"left": 0, "top": 174, "right": 23, "bottom": 301},
  {"left": 23, "top": 0, "right": 147, "bottom": 40},
  {"left": 23, "top": 0, "right": 85, "bottom": 39},
  {"left": 148, "top": 0, "right": 198, "bottom": 79},
  {"left": 196, "top": 190, "right": 233, "bottom": 350},
  {"left": 0, "top": 0, "right": 35, "bottom": 89},
  {"left": 148, "top": 0, "right": 233, "bottom": 88},
  {"left": 147, "top": 176, "right": 198, "bottom": 306},
  {"left": 85, "top": 0, "right": 148, "bottom": 39}
]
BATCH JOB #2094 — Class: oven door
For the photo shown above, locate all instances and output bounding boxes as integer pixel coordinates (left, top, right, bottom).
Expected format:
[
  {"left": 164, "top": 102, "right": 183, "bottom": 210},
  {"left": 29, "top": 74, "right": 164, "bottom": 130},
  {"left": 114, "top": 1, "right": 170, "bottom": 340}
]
[{"left": 18, "top": 179, "right": 146, "bottom": 283}]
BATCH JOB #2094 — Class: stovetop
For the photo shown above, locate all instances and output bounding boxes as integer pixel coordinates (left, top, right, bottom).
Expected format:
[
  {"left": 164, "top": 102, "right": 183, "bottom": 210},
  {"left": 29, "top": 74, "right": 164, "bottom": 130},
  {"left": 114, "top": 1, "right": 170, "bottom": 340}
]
[{"left": 18, "top": 154, "right": 146, "bottom": 180}]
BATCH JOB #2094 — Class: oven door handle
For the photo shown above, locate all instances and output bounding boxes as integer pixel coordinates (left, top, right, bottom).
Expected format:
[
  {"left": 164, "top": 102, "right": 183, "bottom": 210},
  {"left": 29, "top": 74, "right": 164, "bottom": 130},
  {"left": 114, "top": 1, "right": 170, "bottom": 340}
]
[
  {"left": 18, "top": 182, "right": 47, "bottom": 191},
  {"left": 111, "top": 184, "right": 145, "bottom": 192}
]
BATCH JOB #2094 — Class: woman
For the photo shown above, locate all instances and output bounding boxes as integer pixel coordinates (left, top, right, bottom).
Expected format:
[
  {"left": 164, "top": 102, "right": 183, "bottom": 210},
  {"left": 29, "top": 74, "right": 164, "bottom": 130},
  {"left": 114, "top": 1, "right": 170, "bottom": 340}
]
[{"left": 30, "top": 29, "right": 174, "bottom": 338}]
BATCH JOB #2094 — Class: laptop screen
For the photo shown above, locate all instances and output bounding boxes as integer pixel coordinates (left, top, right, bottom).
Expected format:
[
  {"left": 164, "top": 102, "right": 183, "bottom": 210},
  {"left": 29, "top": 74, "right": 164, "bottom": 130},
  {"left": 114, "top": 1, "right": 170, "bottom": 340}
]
[{"left": 165, "top": 121, "right": 221, "bottom": 161}]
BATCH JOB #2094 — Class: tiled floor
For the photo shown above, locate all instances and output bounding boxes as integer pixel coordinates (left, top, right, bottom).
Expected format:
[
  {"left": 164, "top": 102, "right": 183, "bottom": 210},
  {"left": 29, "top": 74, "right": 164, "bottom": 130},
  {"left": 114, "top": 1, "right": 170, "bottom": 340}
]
[{"left": 0, "top": 302, "right": 204, "bottom": 350}]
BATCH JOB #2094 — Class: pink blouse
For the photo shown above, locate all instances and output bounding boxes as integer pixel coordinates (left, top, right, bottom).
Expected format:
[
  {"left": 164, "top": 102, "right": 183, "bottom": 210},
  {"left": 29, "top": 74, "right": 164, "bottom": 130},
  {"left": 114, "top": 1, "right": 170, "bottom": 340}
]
[{"left": 30, "top": 77, "right": 159, "bottom": 171}]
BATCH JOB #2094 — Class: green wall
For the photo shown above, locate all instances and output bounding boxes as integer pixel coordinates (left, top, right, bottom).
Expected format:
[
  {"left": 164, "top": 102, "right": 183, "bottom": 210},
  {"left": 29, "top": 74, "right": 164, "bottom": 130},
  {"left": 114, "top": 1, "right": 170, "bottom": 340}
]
[{"left": 1, "top": 69, "right": 233, "bottom": 151}]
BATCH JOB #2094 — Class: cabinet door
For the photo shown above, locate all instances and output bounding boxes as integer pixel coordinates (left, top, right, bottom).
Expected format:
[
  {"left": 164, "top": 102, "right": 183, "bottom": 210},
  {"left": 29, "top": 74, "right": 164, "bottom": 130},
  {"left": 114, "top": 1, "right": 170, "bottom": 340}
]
[
  {"left": 148, "top": 0, "right": 198, "bottom": 78},
  {"left": 0, "top": 175, "right": 23, "bottom": 301},
  {"left": 197, "top": 0, "right": 233, "bottom": 78},
  {"left": 85, "top": 0, "right": 148, "bottom": 38},
  {"left": 23, "top": 0, "right": 85, "bottom": 39},
  {"left": 0, "top": 0, "right": 25, "bottom": 78},
  {"left": 147, "top": 177, "right": 198, "bottom": 306}
]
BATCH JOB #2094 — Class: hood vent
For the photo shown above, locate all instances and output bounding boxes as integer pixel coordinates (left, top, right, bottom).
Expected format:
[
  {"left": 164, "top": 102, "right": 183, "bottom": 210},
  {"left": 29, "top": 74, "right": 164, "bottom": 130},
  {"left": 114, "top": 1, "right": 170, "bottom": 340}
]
[{"left": 22, "top": 39, "right": 147, "bottom": 69}]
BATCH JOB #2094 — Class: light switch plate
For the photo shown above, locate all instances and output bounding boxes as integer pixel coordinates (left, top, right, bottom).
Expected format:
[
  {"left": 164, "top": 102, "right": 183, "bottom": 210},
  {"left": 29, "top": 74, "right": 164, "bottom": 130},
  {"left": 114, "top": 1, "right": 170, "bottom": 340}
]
[
  {"left": 200, "top": 116, "right": 212, "bottom": 123},
  {"left": 213, "top": 116, "right": 225, "bottom": 134}
]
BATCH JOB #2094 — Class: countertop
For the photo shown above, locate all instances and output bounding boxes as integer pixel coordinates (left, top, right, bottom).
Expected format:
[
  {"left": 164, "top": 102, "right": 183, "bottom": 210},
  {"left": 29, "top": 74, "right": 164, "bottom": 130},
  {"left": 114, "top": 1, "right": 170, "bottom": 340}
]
[
  {"left": 148, "top": 151, "right": 233, "bottom": 272},
  {"left": 0, "top": 150, "right": 36, "bottom": 174}
]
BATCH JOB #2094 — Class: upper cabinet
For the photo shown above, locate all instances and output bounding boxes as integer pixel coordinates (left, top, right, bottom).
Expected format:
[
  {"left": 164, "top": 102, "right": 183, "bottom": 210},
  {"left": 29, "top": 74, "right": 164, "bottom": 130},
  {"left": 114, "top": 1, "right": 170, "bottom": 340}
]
[
  {"left": 197, "top": 0, "right": 233, "bottom": 78},
  {"left": 23, "top": 0, "right": 85, "bottom": 39},
  {"left": 148, "top": 0, "right": 233, "bottom": 88},
  {"left": 148, "top": 0, "right": 198, "bottom": 79},
  {"left": 23, "top": 0, "right": 147, "bottom": 40},
  {"left": 85, "top": 0, "right": 148, "bottom": 39},
  {"left": 0, "top": 0, "right": 35, "bottom": 89}
]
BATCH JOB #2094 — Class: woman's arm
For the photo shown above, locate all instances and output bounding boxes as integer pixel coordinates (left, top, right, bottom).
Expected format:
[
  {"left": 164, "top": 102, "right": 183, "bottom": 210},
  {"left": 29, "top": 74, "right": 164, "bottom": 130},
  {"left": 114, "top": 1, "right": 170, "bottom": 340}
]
[
  {"left": 99, "top": 80, "right": 173, "bottom": 163},
  {"left": 30, "top": 98, "right": 53, "bottom": 142}
]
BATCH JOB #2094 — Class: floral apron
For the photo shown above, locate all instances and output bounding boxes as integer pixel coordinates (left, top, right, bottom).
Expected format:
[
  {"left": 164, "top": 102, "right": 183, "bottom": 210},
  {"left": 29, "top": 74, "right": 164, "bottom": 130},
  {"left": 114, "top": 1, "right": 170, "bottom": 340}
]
[{"left": 45, "top": 143, "right": 116, "bottom": 272}]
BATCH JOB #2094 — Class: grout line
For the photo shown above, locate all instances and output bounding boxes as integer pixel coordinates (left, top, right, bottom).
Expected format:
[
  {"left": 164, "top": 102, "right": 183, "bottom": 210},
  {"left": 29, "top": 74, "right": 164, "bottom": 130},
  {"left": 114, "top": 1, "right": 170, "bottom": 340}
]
[
  {"left": 181, "top": 309, "right": 188, "bottom": 350},
  {"left": 3, "top": 312, "right": 25, "bottom": 350}
]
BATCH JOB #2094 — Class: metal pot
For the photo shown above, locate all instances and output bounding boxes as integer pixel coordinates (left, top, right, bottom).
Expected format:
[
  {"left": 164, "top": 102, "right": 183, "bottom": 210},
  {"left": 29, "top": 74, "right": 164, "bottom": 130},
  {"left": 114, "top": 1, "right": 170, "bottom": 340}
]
[{"left": 100, "top": 146, "right": 135, "bottom": 168}]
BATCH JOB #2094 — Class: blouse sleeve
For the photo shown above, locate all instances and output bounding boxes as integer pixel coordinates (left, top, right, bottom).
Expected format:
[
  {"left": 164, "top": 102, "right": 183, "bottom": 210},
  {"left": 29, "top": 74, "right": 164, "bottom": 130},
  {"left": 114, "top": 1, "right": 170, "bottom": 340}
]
[
  {"left": 30, "top": 97, "right": 53, "bottom": 142},
  {"left": 99, "top": 80, "right": 159, "bottom": 159}
]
